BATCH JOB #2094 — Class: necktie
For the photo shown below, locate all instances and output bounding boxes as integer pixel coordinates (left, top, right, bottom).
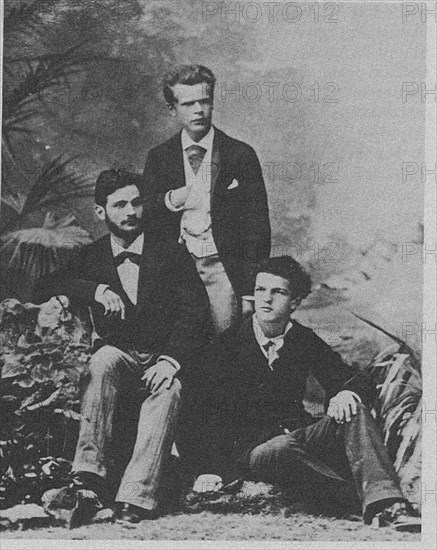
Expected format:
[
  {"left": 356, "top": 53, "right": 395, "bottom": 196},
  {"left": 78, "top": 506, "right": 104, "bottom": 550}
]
[
  {"left": 262, "top": 340, "right": 276, "bottom": 369},
  {"left": 185, "top": 145, "right": 206, "bottom": 175},
  {"left": 263, "top": 340, "right": 274, "bottom": 354},
  {"left": 115, "top": 251, "right": 141, "bottom": 267}
]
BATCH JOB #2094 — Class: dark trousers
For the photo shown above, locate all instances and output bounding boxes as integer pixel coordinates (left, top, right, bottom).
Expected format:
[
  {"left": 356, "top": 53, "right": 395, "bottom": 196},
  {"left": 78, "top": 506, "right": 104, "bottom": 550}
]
[{"left": 248, "top": 403, "right": 405, "bottom": 523}]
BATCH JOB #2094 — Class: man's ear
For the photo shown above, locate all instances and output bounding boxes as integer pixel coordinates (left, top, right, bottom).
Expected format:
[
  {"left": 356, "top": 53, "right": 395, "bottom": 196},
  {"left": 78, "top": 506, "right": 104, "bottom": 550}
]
[
  {"left": 94, "top": 204, "right": 106, "bottom": 221},
  {"left": 167, "top": 103, "right": 177, "bottom": 117},
  {"left": 288, "top": 296, "right": 301, "bottom": 313}
]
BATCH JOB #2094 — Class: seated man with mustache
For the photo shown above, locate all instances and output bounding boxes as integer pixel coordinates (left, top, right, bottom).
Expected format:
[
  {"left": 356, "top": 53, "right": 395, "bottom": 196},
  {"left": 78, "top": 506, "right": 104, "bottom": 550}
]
[{"left": 35, "top": 169, "right": 209, "bottom": 525}]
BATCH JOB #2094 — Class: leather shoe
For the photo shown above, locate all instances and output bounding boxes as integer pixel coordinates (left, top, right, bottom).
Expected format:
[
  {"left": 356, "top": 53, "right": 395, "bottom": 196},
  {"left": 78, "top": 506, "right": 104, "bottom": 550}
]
[
  {"left": 116, "top": 503, "right": 159, "bottom": 523},
  {"left": 375, "top": 502, "right": 421, "bottom": 532},
  {"left": 69, "top": 488, "right": 104, "bottom": 529},
  {"left": 68, "top": 472, "right": 107, "bottom": 529}
]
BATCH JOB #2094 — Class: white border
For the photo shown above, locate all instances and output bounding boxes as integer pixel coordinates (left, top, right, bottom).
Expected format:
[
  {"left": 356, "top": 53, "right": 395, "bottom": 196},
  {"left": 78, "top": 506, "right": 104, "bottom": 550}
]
[{"left": 1, "top": 1, "right": 436, "bottom": 549}]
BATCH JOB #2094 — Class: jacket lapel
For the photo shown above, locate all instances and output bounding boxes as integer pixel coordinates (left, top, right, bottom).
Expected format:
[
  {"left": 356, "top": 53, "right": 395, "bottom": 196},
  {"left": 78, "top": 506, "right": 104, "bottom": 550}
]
[
  {"left": 276, "top": 323, "right": 308, "bottom": 373},
  {"left": 210, "top": 127, "right": 222, "bottom": 200},
  {"left": 166, "top": 131, "right": 186, "bottom": 190},
  {"left": 237, "top": 318, "right": 272, "bottom": 377},
  {"left": 136, "top": 232, "right": 168, "bottom": 311}
]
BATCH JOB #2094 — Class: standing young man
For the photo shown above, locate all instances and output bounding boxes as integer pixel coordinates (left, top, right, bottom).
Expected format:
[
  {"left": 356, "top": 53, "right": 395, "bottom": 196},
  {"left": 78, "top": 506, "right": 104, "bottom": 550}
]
[
  {"left": 35, "top": 169, "right": 209, "bottom": 525},
  {"left": 192, "top": 256, "right": 421, "bottom": 532},
  {"left": 143, "top": 64, "right": 271, "bottom": 333}
]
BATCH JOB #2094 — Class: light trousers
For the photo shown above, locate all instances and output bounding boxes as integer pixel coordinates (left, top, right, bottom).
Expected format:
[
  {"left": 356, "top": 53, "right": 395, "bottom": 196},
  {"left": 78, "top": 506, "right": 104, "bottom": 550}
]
[
  {"left": 72, "top": 345, "right": 181, "bottom": 511},
  {"left": 192, "top": 253, "right": 238, "bottom": 334}
]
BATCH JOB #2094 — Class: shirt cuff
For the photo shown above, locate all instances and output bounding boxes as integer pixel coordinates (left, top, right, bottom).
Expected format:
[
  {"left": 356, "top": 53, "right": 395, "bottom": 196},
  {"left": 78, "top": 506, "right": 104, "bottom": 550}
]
[
  {"left": 94, "top": 284, "right": 109, "bottom": 302},
  {"left": 242, "top": 295, "right": 254, "bottom": 302},
  {"left": 165, "top": 190, "right": 184, "bottom": 212},
  {"left": 157, "top": 355, "right": 181, "bottom": 372},
  {"left": 350, "top": 391, "right": 362, "bottom": 403}
]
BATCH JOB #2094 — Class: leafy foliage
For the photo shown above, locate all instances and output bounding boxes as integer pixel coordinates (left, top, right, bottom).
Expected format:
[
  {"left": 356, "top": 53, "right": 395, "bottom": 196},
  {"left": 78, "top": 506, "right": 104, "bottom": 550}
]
[
  {"left": 366, "top": 345, "right": 422, "bottom": 508},
  {"left": 2, "top": 2, "right": 96, "bottom": 303},
  {"left": 0, "top": 298, "right": 92, "bottom": 509},
  {"left": 0, "top": 210, "right": 92, "bottom": 302},
  {"left": 1, "top": 215, "right": 90, "bottom": 279},
  {"left": 3, "top": 45, "right": 87, "bottom": 156},
  {"left": 2, "top": 1, "right": 91, "bottom": 170},
  {"left": 11, "top": 156, "right": 93, "bottom": 217}
]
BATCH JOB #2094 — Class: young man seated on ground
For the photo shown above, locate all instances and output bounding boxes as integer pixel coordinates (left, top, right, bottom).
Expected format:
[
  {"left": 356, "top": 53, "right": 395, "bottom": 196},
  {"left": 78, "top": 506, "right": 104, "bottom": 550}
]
[
  {"left": 35, "top": 169, "right": 209, "bottom": 526},
  {"left": 189, "top": 256, "right": 421, "bottom": 532}
]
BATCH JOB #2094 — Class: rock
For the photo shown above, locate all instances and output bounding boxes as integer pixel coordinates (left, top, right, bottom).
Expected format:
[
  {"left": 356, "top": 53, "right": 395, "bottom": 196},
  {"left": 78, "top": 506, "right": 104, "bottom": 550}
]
[
  {"left": 0, "top": 518, "right": 13, "bottom": 530},
  {"left": 93, "top": 508, "right": 115, "bottom": 523},
  {"left": 42, "top": 487, "right": 114, "bottom": 526},
  {"left": 239, "top": 481, "right": 273, "bottom": 498},
  {"left": 37, "top": 296, "right": 72, "bottom": 331},
  {"left": 0, "top": 296, "right": 92, "bottom": 348},
  {"left": 0, "top": 503, "right": 51, "bottom": 530},
  {"left": 42, "top": 486, "right": 76, "bottom": 523}
]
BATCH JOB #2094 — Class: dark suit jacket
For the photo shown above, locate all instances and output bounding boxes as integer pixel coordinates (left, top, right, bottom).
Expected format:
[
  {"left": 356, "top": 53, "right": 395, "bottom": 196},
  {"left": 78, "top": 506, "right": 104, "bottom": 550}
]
[
  {"left": 191, "top": 317, "right": 377, "bottom": 482},
  {"left": 34, "top": 231, "right": 210, "bottom": 369},
  {"left": 142, "top": 127, "right": 271, "bottom": 296}
]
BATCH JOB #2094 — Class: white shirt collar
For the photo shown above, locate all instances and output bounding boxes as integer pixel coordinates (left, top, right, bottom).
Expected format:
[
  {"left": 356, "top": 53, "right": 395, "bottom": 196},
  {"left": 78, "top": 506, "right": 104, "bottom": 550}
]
[
  {"left": 253, "top": 314, "right": 293, "bottom": 367},
  {"left": 181, "top": 125, "right": 214, "bottom": 152},
  {"left": 253, "top": 314, "right": 293, "bottom": 345},
  {"left": 110, "top": 233, "right": 144, "bottom": 257}
]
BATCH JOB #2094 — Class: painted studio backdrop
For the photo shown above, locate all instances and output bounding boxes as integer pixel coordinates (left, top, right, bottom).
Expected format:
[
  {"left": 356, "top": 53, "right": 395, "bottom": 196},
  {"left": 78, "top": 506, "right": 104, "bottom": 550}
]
[{"left": 2, "top": 0, "right": 424, "bottom": 352}]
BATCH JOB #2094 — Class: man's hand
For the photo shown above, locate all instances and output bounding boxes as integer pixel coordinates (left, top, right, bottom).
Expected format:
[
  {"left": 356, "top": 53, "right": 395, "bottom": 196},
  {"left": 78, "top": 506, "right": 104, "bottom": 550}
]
[
  {"left": 95, "top": 288, "right": 125, "bottom": 320},
  {"left": 141, "top": 360, "right": 176, "bottom": 393},
  {"left": 327, "top": 390, "right": 359, "bottom": 424},
  {"left": 169, "top": 186, "right": 189, "bottom": 209},
  {"left": 192, "top": 474, "right": 223, "bottom": 494}
]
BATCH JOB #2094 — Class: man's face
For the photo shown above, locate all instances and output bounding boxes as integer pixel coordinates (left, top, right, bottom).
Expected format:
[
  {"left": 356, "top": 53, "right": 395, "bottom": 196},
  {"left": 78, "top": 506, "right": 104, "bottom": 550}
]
[
  {"left": 254, "top": 272, "right": 299, "bottom": 327},
  {"left": 169, "top": 83, "right": 213, "bottom": 140},
  {"left": 95, "top": 184, "right": 144, "bottom": 241}
]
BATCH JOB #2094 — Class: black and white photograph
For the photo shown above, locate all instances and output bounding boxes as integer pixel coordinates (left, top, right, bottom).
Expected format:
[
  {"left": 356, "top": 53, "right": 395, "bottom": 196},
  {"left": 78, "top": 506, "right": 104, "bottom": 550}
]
[{"left": 0, "top": 0, "right": 436, "bottom": 547}]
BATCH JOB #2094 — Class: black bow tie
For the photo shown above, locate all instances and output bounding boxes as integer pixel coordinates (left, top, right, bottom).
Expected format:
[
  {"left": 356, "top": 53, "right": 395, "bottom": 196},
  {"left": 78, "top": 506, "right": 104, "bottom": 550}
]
[{"left": 114, "top": 251, "right": 141, "bottom": 267}]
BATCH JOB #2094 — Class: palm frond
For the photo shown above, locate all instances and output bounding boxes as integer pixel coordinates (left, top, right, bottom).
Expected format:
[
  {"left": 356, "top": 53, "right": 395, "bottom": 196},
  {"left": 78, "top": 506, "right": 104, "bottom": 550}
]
[
  {"left": 0, "top": 213, "right": 91, "bottom": 282},
  {"left": 1, "top": 144, "right": 34, "bottom": 191},
  {"left": 394, "top": 398, "right": 422, "bottom": 471},
  {"left": 4, "top": 2, "right": 46, "bottom": 36},
  {"left": 1, "top": 193, "right": 28, "bottom": 216},
  {"left": 2, "top": 42, "right": 89, "bottom": 150},
  {"left": 382, "top": 391, "right": 418, "bottom": 445},
  {"left": 3, "top": 64, "right": 16, "bottom": 79},
  {"left": 366, "top": 343, "right": 422, "bottom": 507},
  {"left": 348, "top": 309, "right": 420, "bottom": 370},
  {"left": 3, "top": 44, "right": 88, "bottom": 131},
  {"left": 20, "top": 155, "right": 94, "bottom": 217}
]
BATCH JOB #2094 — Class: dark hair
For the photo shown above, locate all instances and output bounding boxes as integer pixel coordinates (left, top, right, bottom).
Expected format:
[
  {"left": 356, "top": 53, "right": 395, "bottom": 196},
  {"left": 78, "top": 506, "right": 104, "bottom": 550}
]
[
  {"left": 162, "top": 64, "right": 216, "bottom": 107},
  {"left": 94, "top": 169, "right": 144, "bottom": 207},
  {"left": 255, "top": 256, "right": 312, "bottom": 300}
]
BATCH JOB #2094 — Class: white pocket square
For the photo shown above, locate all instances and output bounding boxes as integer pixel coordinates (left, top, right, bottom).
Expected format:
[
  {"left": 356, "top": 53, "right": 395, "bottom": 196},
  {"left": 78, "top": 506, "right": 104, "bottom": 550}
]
[{"left": 227, "top": 179, "right": 239, "bottom": 190}]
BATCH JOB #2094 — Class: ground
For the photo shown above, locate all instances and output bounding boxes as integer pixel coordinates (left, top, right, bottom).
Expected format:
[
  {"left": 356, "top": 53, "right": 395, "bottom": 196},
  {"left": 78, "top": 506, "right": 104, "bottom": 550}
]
[
  {"left": 1, "top": 488, "right": 421, "bottom": 542},
  {"left": 0, "top": 514, "right": 421, "bottom": 542}
]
